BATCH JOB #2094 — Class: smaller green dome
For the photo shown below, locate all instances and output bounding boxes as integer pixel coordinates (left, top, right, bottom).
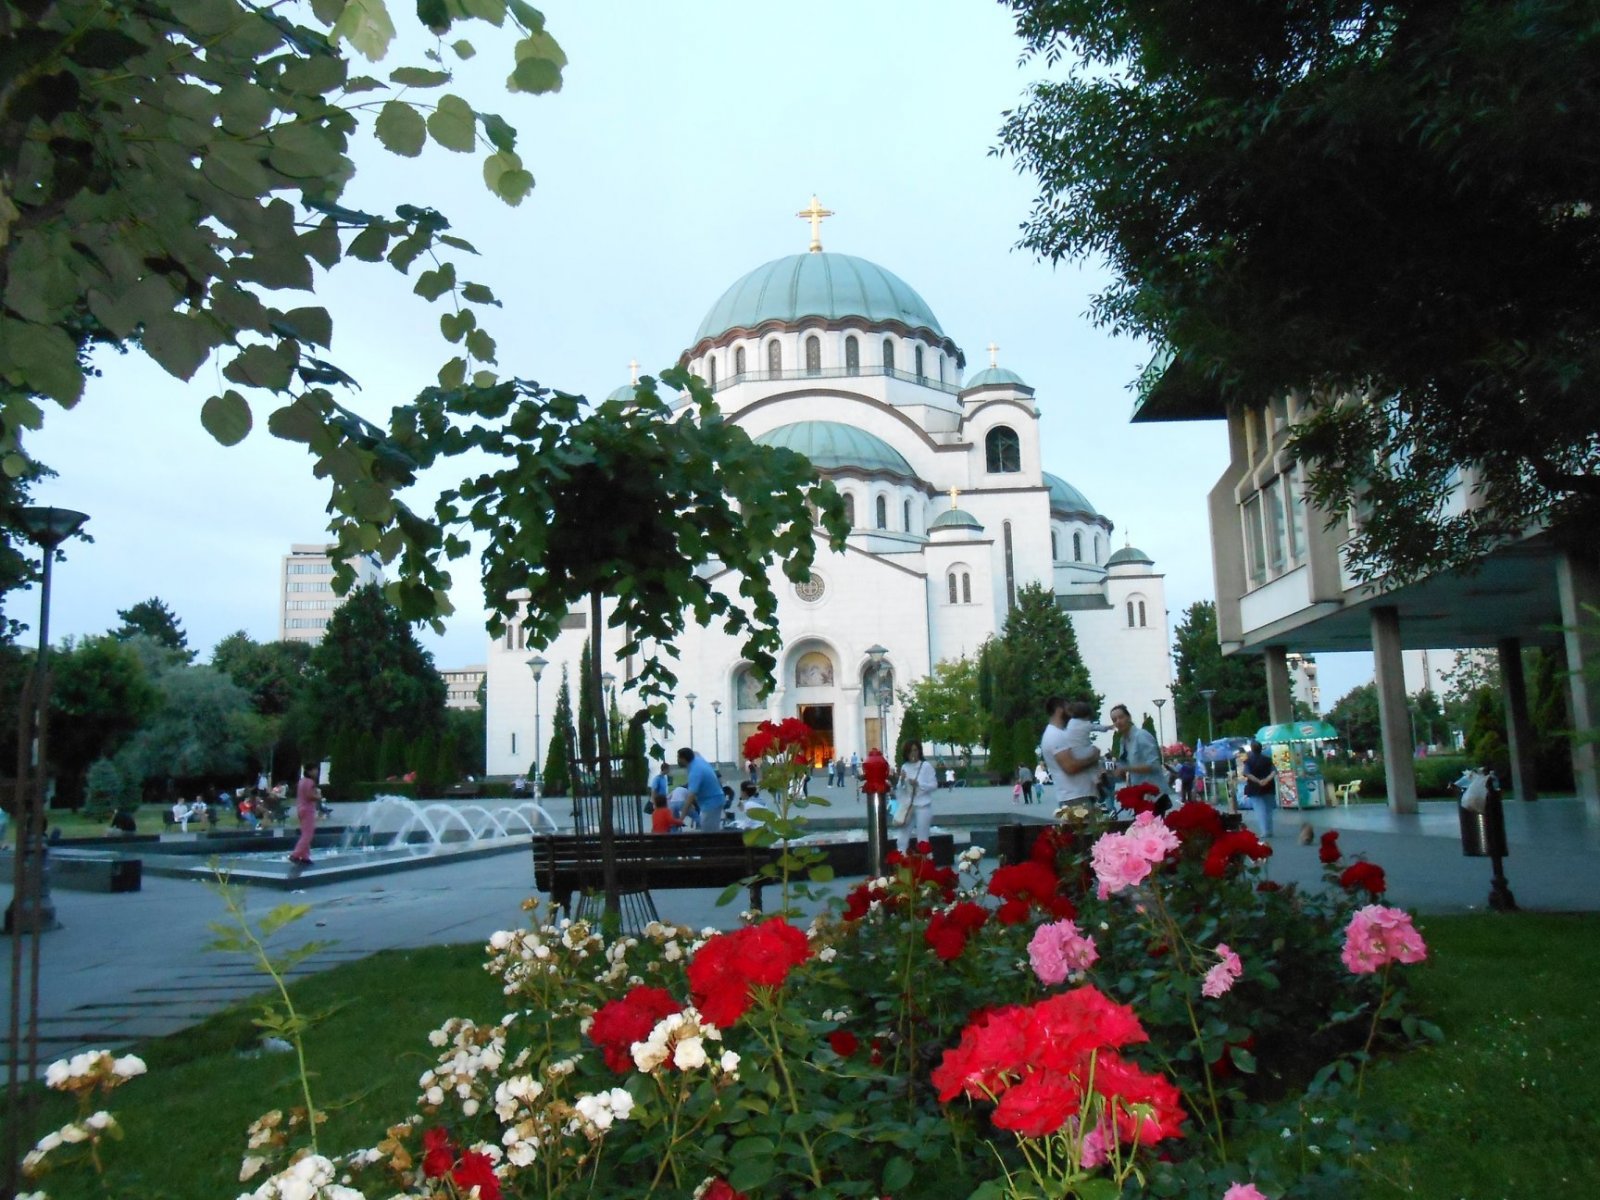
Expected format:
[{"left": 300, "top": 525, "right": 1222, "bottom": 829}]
[
  {"left": 929, "top": 508, "right": 983, "bottom": 530},
  {"left": 753, "top": 420, "right": 916, "bottom": 479},
  {"left": 1107, "top": 544, "right": 1154, "bottom": 567},
  {"left": 1043, "top": 472, "right": 1099, "bottom": 518},
  {"left": 606, "top": 383, "right": 637, "bottom": 404},
  {"left": 964, "top": 366, "right": 1028, "bottom": 391}
]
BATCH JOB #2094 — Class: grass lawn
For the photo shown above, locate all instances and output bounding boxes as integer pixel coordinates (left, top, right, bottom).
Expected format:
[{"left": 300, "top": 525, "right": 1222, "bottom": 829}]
[{"left": 13, "top": 915, "right": 1598, "bottom": 1199}]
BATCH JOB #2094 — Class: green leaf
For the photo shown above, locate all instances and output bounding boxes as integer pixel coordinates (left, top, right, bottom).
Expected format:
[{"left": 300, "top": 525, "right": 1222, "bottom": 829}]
[
  {"left": 483, "top": 150, "right": 533, "bottom": 204},
  {"left": 268, "top": 398, "right": 329, "bottom": 444},
  {"left": 726, "top": 1157, "right": 773, "bottom": 1193},
  {"left": 342, "top": 75, "right": 385, "bottom": 94},
  {"left": 461, "top": 282, "right": 498, "bottom": 306},
  {"left": 426, "top": 94, "right": 478, "bottom": 152},
  {"left": 390, "top": 67, "right": 451, "bottom": 88},
  {"left": 414, "top": 263, "right": 457, "bottom": 301},
  {"left": 280, "top": 306, "right": 334, "bottom": 348},
  {"left": 510, "top": 55, "right": 562, "bottom": 95},
  {"left": 224, "top": 343, "right": 297, "bottom": 391},
  {"left": 727, "top": 1136, "right": 775, "bottom": 1160},
  {"left": 1230, "top": 1047, "right": 1257, "bottom": 1074},
  {"left": 480, "top": 112, "right": 516, "bottom": 152},
  {"left": 437, "top": 357, "right": 467, "bottom": 389},
  {"left": 201, "top": 390, "right": 253, "bottom": 446},
  {"left": 142, "top": 312, "right": 217, "bottom": 380},
  {"left": 465, "top": 328, "right": 496, "bottom": 362},
  {"left": 883, "top": 1157, "right": 913, "bottom": 1192},
  {"left": 347, "top": 223, "right": 391, "bottom": 262},
  {"left": 3, "top": 454, "right": 30, "bottom": 479},
  {"left": 332, "top": 0, "right": 397, "bottom": 60},
  {"left": 451, "top": 39, "right": 476, "bottom": 59},
  {"left": 374, "top": 101, "right": 426, "bottom": 157},
  {"left": 439, "top": 310, "right": 475, "bottom": 343}
]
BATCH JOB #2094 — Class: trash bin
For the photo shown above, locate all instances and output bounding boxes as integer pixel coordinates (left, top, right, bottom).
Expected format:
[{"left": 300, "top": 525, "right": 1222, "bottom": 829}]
[{"left": 1458, "top": 788, "right": 1508, "bottom": 858}]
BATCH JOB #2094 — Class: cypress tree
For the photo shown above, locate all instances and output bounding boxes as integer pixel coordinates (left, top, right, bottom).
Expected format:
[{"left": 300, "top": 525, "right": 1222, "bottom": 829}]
[
  {"left": 897, "top": 706, "right": 924, "bottom": 757},
  {"left": 376, "top": 728, "right": 403, "bottom": 780},
  {"left": 577, "top": 638, "right": 597, "bottom": 765},
  {"left": 622, "top": 710, "right": 648, "bottom": 794},
  {"left": 541, "top": 666, "right": 575, "bottom": 796}
]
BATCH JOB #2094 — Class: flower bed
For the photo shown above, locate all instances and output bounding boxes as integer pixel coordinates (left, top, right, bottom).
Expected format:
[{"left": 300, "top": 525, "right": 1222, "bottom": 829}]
[{"left": 23, "top": 811, "right": 1436, "bottom": 1200}]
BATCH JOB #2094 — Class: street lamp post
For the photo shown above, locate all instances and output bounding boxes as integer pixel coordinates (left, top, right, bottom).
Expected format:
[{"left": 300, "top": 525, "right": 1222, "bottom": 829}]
[
  {"left": 864, "top": 645, "right": 890, "bottom": 876},
  {"left": 710, "top": 700, "right": 722, "bottom": 767},
  {"left": 1153, "top": 697, "right": 1168, "bottom": 747},
  {"left": 526, "top": 656, "right": 547, "bottom": 791},
  {"left": 686, "top": 693, "right": 697, "bottom": 750},
  {"left": 5, "top": 505, "right": 89, "bottom": 1194}
]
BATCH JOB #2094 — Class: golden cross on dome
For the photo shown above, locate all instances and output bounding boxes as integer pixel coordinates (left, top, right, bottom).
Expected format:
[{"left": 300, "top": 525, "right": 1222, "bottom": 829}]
[
  {"left": 796, "top": 194, "right": 834, "bottom": 253},
  {"left": 628, "top": 358, "right": 640, "bottom": 384},
  {"left": 987, "top": 342, "right": 999, "bottom": 368},
  {"left": 948, "top": 486, "right": 960, "bottom": 509}
]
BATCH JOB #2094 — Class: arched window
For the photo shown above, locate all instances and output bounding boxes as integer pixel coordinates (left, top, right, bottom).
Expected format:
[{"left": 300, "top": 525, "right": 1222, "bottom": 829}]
[
  {"left": 1051, "top": 530, "right": 1058, "bottom": 560},
  {"left": 708, "top": 354, "right": 717, "bottom": 387},
  {"left": 845, "top": 336, "right": 859, "bottom": 375},
  {"left": 767, "top": 340, "right": 782, "bottom": 375},
  {"left": 947, "top": 572, "right": 958, "bottom": 604},
  {"left": 902, "top": 498, "right": 912, "bottom": 531},
  {"left": 1095, "top": 535, "right": 1102, "bottom": 563},
  {"left": 938, "top": 353, "right": 945, "bottom": 383},
  {"left": 986, "top": 426, "right": 1021, "bottom": 473},
  {"left": 875, "top": 495, "right": 888, "bottom": 529},
  {"left": 915, "top": 346, "right": 925, "bottom": 378},
  {"left": 805, "top": 334, "right": 821, "bottom": 376},
  {"left": 735, "top": 346, "right": 746, "bottom": 376},
  {"left": 1073, "top": 532, "right": 1083, "bottom": 562},
  {"left": 1138, "top": 600, "right": 1147, "bottom": 627},
  {"left": 1127, "top": 601, "right": 1136, "bottom": 627},
  {"left": 882, "top": 339, "right": 895, "bottom": 372},
  {"left": 842, "top": 493, "right": 855, "bottom": 527},
  {"left": 962, "top": 573, "right": 972, "bottom": 603}
]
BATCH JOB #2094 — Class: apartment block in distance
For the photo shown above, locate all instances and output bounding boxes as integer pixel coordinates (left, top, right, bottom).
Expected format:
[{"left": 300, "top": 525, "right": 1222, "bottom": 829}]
[
  {"left": 279, "top": 543, "right": 383, "bottom": 644},
  {"left": 443, "top": 665, "right": 486, "bottom": 710}
]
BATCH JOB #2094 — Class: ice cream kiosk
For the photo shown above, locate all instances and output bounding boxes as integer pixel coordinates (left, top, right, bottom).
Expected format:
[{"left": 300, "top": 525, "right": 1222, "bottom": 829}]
[{"left": 1253, "top": 721, "right": 1339, "bottom": 809}]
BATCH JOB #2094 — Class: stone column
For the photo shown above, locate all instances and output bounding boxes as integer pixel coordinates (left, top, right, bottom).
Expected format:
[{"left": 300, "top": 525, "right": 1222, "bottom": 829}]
[
  {"left": 1371, "top": 606, "right": 1418, "bottom": 813},
  {"left": 1497, "top": 637, "right": 1538, "bottom": 802},
  {"left": 1264, "top": 645, "right": 1293, "bottom": 725},
  {"left": 1556, "top": 548, "right": 1600, "bottom": 802}
]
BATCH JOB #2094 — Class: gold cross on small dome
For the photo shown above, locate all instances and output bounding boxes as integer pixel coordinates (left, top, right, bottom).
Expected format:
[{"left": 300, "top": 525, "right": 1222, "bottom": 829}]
[
  {"left": 948, "top": 486, "right": 960, "bottom": 509},
  {"left": 628, "top": 358, "right": 640, "bottom": 384},
  {"left": 796, "top": 195, "right": 834, "bottom": 253},
  {"left": 987, "top": 342, "right": 1000, "bottom": 368}
]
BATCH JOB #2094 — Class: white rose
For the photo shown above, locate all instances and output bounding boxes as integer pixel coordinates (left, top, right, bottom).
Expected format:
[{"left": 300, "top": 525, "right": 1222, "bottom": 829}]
[
  {"left": 672, "top": 1036, "right": 708, "bottom": 1071},
  {"left": 240, "top": 1155, "right": 267, "bottom": 1182},
  {"left": 719, "top": 1050, "right": 741, "bottom": 1076},
  {"left": 111, "top": 1055, "right": 147, "bottom": 1078}
]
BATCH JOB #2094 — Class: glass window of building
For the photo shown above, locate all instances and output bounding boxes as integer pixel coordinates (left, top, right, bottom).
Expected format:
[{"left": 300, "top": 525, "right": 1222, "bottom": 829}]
[
  {"left": 767, "top": 339, "right": 781, "bottom": 375},
  {"left": 708, "top": 355, "right": 717, "bottom": 387},
  {"left": 1127, "top": 601, "right": 1136, "bottom": 627},
  {"left": 947, "top": 573, "right": 958, "bottom": 604},
  {"left": 1139, "top": 600, "right": 1147, "bottom": 627},
  {"left": 842, "top": 493, "right": 855, "bottom": 526},
  {"left": 875, "top": 495, "right": 888, "bottom": 529},
  {"left": 805, "top": 335, "right": 821, "bottom": 376},
  {"left": 1073, "top": 532, "right": 1082, "bottom": 562},
  {"left": 735, "top": 346, "right": 746, "bottom": 376},
  {"left": 882, "top": 339, "right": 895, "bottom": 371},
  {"left": 962, "top": 573, "right": 972, "bottom": 604},
  {"left": 902, "top": 498, "right": 911, "bottom": 531},
  {"left": 845, "top": 335, "right": 859, "bottom": 375},
  {"left": 985, "top": 426, "right": 1022, "bottom": 473},
  {"left": 915, "top": 346, "right": 925, "bottom": 378}
]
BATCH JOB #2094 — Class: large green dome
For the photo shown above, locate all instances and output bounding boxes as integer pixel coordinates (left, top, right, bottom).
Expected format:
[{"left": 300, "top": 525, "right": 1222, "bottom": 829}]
[
  {"left": 1043, "top": 471, "right": 1099, "bottom": 519},
  {"left": 753, "top": 421, "right": 916, "bottom": 480},
  {"left": 694, "top": 253, "right": 945, "bottom": 345}
]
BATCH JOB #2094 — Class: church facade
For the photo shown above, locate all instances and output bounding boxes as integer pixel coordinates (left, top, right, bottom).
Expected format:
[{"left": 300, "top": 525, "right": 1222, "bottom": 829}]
[{"left": 484, "top": 207, "right": 1172, "bottom": 774}]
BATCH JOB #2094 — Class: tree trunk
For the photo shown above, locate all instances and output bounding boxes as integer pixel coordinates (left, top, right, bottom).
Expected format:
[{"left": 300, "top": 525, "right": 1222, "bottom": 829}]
[{"left": 591, "top": 589, "right": 619, "bottom": 916}]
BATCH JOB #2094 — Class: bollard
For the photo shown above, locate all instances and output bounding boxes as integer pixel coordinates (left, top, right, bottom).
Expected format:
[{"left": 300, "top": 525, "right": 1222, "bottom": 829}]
[
  {"left": 864, "top": 789, "right": 888, "bottom": 878},
  {"left": 1458, "top": 772, "right": 1516, "bottom": 912}
]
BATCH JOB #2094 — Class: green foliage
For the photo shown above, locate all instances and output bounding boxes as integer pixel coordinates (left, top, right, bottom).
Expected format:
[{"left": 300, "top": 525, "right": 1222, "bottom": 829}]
[
  {"left": 1000, "top": 0, "right": 1600, "bottom": 583},
  {"left": 82, "top": 757, "right": 133, "bottom": 816},
  {"left": 1170, "top": 601, "right": 1268, "bottom": 745},
  {"left": 896, "top": 705, "right": 924, "bottom": 757},
  {"left": 113, "top": 664, "right": 261, "bottom": 789},
  {"left": 296, "top": 583, "right": 445, "bottom": 754},
  {"left": 577, "top": 636, "right": 597, "bottom": 763},
  {"left": 374, "top": 726, "right": 402, "bottom": 780},
  {"left": 1529, "top": 648, "right": 1575, "bottom": 791},
  {"left": 49, "top": 635, "right": 161, "bottom": 799},
  {"left": 446, "top": 706, "right": 486, "bottom": 777},
  {"left": 621, "top": 710, "right": 648, "bottom": 794},
  {"left": 1328, "top": 683, "right": 1382, "bottom": 755},
  {"left": 1, "top": 1, "right": 569, "bottom": 625},
  {"left": 112, "top": 597, "right": 193, "bottom": 662},
  {"left": 978, "top": 582, "right": 1099, "bottom": 760},
  {"left": 211, "top": 633, "right": 312, "bottom": 717},
  {"left": 540, "top": 665, "right": 573, "bottom": 796},
  {"left": 899, "top": 656, "right": 983, "bottom": 757}
]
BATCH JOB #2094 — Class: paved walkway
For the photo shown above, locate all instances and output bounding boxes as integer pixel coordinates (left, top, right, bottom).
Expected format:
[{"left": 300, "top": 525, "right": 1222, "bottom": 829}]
[{"left": 4, "top": 786, "right": 1596, "bottom": 1070}]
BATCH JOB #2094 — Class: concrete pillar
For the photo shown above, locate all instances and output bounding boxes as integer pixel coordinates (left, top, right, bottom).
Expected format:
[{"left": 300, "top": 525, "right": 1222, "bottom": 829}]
[
  {"left": 1264, "top": 645, "right": 1293, "bottom": 725},
  {"left": 1556, "top": 549, "right": 1600, "bottom": 802},
  {"left": 1497, "top": 637, "right": 1538, "bottom": 802},
  {"left": 1371, "top": 606, "right": 1418, "bottom": 813}
]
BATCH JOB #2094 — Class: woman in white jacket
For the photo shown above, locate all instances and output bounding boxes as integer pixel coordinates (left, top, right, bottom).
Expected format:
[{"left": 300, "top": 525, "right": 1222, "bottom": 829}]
[{"left": 894, "top": 741, "right": 939, "bottom": 851}]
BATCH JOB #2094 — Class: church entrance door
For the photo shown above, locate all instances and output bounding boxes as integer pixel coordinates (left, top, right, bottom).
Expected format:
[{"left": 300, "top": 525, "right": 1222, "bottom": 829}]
[{"left": 797, "top": 704, "right": 834, "bottom": 768}]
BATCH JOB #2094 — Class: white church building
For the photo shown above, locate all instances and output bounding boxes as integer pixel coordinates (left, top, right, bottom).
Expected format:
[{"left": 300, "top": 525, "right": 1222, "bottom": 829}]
[{"left": 484, "top": 205, "right": 1173, "bottom": 774}]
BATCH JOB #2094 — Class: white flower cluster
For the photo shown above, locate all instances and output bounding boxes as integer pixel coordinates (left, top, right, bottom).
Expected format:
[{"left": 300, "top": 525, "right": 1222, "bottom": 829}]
[
  {"left": 418, "top": 1018, "right": 508, "bottom": 1115},
  {"left": 484, "top": 920, "right": 603, "bottom": 995},
  {"left": 236, "top": 1153, "right": 362, "bottom": 1200},
  {"left": 821, "top": 1007, "right": 853, "bottom": 1022},
  {"left": 957, "top": 845, "right": 986, "bottom": 872},
  {"left": 42, "top": 1050, "right": 145, "bottom": 1094},
  {"left": 568, "top": 1087, "right": 635, "bottom": 1140},
  {"left": 631, "top": 1009, "right": 739, "bottom": 1079},
  {"left": 23, "top": 1113, "right": 119, "bottom": 1175}
]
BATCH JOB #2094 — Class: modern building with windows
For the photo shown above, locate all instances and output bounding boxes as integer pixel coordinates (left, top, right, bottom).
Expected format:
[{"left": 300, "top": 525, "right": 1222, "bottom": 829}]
[
  {"left": 1135, "top": 374, "right": 1597, "bottom": 807},
  {"left": 277, "top": 543, "right": 383, "bottom": 645},
  {"left": 443, "top": 665, "right": 486, "bottom": 710},
  {"left": 483, "top": 207, "right": 1173, "bottom": 775}
]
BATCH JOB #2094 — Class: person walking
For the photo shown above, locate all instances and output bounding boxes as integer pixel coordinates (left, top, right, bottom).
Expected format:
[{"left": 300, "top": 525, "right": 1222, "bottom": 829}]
[
  {"left": 895, "top": 740, "right": 938, "bottom": 851},
  {"left": 1016, "top": 762, "right": 1035, "bottom": 805},
  {"left": 1040, "top": 696, "right": 1104, "bottom": 808},
  {"left": 1241, "top": 741, "right": 1278, "bottom": 839},
  {"left": 650, "top": 762, "right": 671, "bottom": 808},
  {"left": 678, "top": 746, "right": 725, "bottom": 832},
  {"left": 1176, "top": 758, "right": 1196, "bottom": 804},
  {"left": 289, "top": 764, "right": 321, "bottom": 866},
  {"left": 1110, "top": 705, "right": 1171, "bottom": 814}
]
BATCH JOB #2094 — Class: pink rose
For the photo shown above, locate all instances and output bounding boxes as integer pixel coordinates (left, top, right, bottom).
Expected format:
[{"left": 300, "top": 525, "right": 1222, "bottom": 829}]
[
  {"left": 1090, "top": 814, "right": 1179, "bottom": 898},
  {"left": 1028, "top": 919, "right": 1099, "bottom": 986},
  {"left": 1201, "top": 942, "right": 1243, "bottom": 999},
  {"left": 1341, "top": 905, "right": 1428, "bottom": 975},
  {"left": 1223, "top": 1184, "right": 1270, "bottom": 1200}
]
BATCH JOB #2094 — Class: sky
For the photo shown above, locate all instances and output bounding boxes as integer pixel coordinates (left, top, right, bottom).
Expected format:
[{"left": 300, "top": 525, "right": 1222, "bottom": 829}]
[{"left": 11, "top": 0, "right": 1374, "bottom": 708}]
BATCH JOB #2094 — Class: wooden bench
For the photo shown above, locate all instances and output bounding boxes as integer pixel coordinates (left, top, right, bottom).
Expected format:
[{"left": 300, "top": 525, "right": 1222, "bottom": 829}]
[{"left": 532, "top": 832, "right": 782, "bottom": 919}]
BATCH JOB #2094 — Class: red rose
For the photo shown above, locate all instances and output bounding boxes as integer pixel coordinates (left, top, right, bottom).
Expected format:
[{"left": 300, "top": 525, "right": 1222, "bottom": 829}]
[
  {"left": 452, "top": 1150, "right": 501, "bottom": 1200},
  {"left": 948, "top": 900, "right": 990, "bottom": 933},
  {"left": 995, "top": 898, "right": 1031, "bottom": 926},
  {"left": 1202, "top": 830, "right": 1273, "bottom": 877},
  {"left": 589, "top": 985, "right": 680, "bottom": 1073},
  {"left": 1030, "top": 826, "right": 1077, "bottom": 865},
  {"left": 775, "top": 716, "right": 811, "bottom": 745},
  {"left": 688, "top": 919, "right": 811, "bottom": 1029},
  {"left": 1116, "top": 783, "right": 1161, "bottom": 815},
  {"left": 1030, "top": 986, "right": 1149, "bottom": 1072},
  {"left": 742, "top": 727, "right": 778, "bottom": 760},
  {"left": 1092, "top": 1052, "right": 1188, "bottom": 1146},
  {"left": 924, "top": 910, "right": 970, "bottom": 960},
  {"left": 931, "top": 1004, "right": 1034, "bottom": 1101},
  {"left": 1318, "top": 830, "right": 1341, "bottom": 864},
  {"left": 700, "top": 1180, "right": 748, "bottom": 1200},
  {"left": 1256, "top": 879, "right": 1282, "bottom": 893},
  {"left": 992, "top": 1069, "right": 1086, "bottom": 1136},
  {"left": 826, "top": 1029, "right": 859, "bottom": 1058},
  {"left": 1338, "top": 860, "right": 1387, "bottom": 895},
  {"left": 421, "top": 1127, "right": 456, "bottom": 1179},
  {"left": 1164, "top": 803, "right": 1224, "bottom": 842}
]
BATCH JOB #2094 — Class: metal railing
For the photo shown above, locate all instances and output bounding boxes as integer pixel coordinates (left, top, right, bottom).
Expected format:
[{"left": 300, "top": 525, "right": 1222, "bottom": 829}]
[{"left": 709, "top": 365, "right": 964, "bottom": 397}]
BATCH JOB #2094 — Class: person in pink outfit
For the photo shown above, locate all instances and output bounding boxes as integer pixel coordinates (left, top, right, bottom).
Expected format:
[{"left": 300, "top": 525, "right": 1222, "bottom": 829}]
[{"left": 290, "top": 765, "right": 321, "bottom": 866}]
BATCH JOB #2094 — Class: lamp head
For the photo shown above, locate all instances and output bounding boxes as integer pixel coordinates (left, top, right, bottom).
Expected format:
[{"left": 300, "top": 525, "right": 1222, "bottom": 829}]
[
  {"left": 527, "top": 655, "right": 547, "bottom": 681},
  {"left": 601, "top": 672, "right": 616, "bottom": 690},
  {"left": 686, "top": 693, "right": 697, "bottom": 709},
  {"left": 16, "top": 506, "right": 89, "bottom": 549},
  {"left": 865, "top": 643, "right": 887, "bottom": 665},
  {"left": 711, "top": 699, "right": 722, "bottom": 715}
]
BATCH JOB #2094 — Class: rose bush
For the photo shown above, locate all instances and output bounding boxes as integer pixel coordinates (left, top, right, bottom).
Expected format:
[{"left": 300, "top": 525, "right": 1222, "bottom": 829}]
[{"left": 25, "top": 808, "right": 1437, "bottom": 1200}]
